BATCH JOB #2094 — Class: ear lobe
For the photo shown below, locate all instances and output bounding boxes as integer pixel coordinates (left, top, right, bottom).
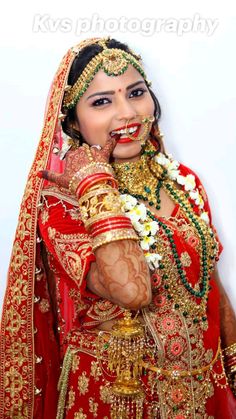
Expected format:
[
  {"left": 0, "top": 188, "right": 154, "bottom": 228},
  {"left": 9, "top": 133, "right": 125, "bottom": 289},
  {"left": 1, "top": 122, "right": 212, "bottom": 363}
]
[{"left": 72, "top": 121, "right": 80, "bottom": 131}]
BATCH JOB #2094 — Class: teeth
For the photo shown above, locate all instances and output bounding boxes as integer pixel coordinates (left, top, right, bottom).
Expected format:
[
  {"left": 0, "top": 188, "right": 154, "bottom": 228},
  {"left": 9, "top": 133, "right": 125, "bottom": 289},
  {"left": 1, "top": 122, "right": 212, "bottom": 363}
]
[{"left": 111, "top": 126, "right": 138, "bottom": 136}]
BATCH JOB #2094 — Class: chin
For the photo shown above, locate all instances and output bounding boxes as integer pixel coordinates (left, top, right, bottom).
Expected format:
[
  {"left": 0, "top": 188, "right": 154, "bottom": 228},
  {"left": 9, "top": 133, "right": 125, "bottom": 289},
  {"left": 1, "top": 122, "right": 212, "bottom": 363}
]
[{"left": 112, "top": 142, "right": 142, "bottom": 161}]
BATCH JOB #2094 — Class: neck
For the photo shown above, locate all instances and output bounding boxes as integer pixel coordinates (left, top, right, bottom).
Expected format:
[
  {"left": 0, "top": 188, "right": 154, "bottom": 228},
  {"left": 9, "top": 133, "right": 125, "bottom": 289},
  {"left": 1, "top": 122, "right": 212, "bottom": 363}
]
[
  {"left": 113, "top": 152, "right": 142, "bottom": 164},
  {"left": 112, "top": 153, "right": 165, "bottom": 199}
]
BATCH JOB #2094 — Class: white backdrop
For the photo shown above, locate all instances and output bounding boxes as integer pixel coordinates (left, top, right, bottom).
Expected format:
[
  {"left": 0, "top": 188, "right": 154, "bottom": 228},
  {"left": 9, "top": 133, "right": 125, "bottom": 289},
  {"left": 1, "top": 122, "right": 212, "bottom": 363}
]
[{"left": 1, "top": 0, "right": 236, "bottom": 312}]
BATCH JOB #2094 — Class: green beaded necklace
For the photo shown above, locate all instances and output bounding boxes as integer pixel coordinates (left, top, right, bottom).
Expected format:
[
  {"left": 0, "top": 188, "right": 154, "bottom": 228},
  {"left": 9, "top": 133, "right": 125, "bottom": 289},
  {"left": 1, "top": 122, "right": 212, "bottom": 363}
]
[{"left": 113, "top": 153, "right": 219, "bottom": 320}]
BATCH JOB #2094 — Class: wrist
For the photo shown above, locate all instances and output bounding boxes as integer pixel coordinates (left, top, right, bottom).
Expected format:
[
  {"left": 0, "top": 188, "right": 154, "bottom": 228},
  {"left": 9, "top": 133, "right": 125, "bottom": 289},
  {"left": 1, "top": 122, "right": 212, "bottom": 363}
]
[
  {"left": 222, "top": 342, "right": 236, "bottom": 396},
  {"left": 69, "top": 162, "right": 115, "bottom": 196},
  {"left": 73, "top": 169, "right": 138, "bottom": 250}
]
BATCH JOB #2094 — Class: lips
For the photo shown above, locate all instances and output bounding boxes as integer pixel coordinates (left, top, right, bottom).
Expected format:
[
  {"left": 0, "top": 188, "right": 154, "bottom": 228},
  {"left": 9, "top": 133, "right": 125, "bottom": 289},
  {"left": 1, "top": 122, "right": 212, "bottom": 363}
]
[
  {"left": 116, "top": 125, "right": 141, "bottom": 143},
  {"left": 110, "top": 123, "right": 141, "bottom": 142},
  {"left": 110, "top": 122, "right": 141, "bottom": 135}
]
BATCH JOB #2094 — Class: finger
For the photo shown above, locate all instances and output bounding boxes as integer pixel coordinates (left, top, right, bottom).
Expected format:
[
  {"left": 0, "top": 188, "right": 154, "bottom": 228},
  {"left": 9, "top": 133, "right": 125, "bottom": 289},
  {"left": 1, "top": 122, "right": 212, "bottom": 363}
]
[
  {"left": 90, "top": 146, "right": 102, "bottom": 160},
  {"left": 102, "top": 137, "right": 116, "bottom": 158},
  {"left": 37, "top": 169, "right": 61, "bottom": 185}
]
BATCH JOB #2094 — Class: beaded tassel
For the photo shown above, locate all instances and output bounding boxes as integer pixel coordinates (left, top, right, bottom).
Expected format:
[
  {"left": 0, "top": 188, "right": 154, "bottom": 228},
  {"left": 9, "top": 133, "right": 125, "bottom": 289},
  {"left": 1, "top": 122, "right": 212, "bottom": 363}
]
[{"left": 107, "top": 310, "right": 145, "bottom": 418}]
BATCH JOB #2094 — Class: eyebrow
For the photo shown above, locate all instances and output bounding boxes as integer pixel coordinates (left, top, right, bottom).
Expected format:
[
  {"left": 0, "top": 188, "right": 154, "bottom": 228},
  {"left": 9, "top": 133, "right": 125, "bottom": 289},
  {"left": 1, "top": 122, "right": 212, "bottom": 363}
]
[{"left": 86, "top": 80, "right": 146, "bottom": 100}]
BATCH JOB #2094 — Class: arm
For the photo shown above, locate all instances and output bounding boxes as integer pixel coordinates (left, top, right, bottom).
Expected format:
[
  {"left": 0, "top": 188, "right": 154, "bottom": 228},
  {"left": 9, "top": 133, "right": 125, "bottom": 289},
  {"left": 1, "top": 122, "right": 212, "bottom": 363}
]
[
  {"left": 87, "top": 239, "right": 151, "bottom": 310},
  {"left": 39, "top": 140, "right": 151, "bottom": 310},
  {"left": 38, "top": 194, "right": 151, "bottom": 311},
  {"left": 213, "top": 266, "right": 236, "bottom": 348}
]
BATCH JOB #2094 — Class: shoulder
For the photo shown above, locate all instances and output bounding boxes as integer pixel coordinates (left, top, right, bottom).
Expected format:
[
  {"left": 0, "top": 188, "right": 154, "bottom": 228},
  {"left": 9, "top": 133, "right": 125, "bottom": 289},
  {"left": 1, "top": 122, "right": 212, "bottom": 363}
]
[
  {"left": 178, "top": 161, "right": 209, "bottom": 205},
  {"left": 156, "top": 152, "right": 210, "bottom": 212},
  {"left": 177, "top": 160, "right": 223, "bottom": 256}
]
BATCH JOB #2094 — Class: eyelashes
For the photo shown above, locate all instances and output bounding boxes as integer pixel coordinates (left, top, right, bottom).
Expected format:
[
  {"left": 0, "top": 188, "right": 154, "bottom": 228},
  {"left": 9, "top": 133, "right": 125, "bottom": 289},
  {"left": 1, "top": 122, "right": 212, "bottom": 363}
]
[{"left": 91, "top": 88, "right": 147, "bottom": 107}]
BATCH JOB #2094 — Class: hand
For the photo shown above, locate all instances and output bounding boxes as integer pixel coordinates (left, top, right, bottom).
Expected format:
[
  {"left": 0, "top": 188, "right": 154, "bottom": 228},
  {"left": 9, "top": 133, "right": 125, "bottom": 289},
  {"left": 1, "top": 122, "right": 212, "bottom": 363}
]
[{"left": 38, "top": 138, "right": 116, "bottom": 190}]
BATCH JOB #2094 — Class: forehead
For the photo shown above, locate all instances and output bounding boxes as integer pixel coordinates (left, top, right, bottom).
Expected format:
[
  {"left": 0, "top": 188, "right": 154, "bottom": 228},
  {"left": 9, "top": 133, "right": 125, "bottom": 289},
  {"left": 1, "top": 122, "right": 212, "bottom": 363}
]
[{"left": 85, "top": 64, "right": 144, "bottom": 93}]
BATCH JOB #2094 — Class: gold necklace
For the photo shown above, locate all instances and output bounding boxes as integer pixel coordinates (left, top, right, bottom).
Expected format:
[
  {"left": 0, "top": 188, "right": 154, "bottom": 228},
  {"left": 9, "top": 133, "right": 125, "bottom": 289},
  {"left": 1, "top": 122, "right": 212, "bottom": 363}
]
[{"left": 112, "top": 154, "right": 167, "bottom": 210}]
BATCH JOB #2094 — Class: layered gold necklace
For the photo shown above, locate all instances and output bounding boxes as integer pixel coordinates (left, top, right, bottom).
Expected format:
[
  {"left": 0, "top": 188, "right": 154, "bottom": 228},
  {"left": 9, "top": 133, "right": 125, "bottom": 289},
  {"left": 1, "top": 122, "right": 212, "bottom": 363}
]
[
  {"left": 112, "top": 153, "right": 167, "bottom": 210},
  {"left": 112, "top": 149, "right": 219, "bottom": 321}
]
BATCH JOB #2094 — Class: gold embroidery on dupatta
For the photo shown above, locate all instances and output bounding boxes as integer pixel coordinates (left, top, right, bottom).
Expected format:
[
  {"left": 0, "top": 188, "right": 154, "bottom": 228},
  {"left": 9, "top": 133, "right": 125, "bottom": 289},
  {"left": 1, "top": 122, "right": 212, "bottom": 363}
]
[
  {"left": 89, "top": 397, "right": 98, "bottom": 417},
  {"left": 180, "top": 251, "right": 192, "bottom": 267},
  {"left": 0, "top": 46, "right": 76, "bottom": 417},
  {"left": 74, "top": 408, "right": 87, "bottom": 418},
  {"left": 90, "top": 360, "right": 102, "bottom": 381},
  {"left": 39, "top": 298, "right": 50, "bottom": 313},
  {"left": 77, "top": 371, "right": 89, "bottom": 395},
  {"left": 66, "top": 386, "right": 75, "bottom": 410}
]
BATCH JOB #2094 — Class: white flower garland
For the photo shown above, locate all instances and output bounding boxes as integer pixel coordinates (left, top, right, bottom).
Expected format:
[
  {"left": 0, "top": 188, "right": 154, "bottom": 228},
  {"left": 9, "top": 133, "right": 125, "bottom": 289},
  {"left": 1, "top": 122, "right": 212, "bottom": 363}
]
[
  {"left": 120, "top": 194, "right": 161, "bottom": 270},
  {"left": 155, "top": 153, "right": 210, "bottom": 225},
  {"left": 120, "top": 153, "right": 210, "bottom": 270}
]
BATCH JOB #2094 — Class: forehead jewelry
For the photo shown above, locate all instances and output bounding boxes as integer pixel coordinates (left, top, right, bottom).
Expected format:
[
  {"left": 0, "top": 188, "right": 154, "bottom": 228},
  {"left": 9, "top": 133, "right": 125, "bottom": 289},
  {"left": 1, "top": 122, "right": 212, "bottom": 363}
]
[{"left": 63, "top": 46, "right": 152, "bottom": 110}]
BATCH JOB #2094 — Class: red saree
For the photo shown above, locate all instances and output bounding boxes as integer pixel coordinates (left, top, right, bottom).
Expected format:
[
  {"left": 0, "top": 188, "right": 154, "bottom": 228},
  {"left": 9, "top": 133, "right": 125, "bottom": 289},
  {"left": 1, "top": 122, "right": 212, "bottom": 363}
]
[
  {"left": 34, "top": 162, "right": 236, "bottom": 418},
  {"left": 0, "top": 39, "right": 235, "bottom": 419}
]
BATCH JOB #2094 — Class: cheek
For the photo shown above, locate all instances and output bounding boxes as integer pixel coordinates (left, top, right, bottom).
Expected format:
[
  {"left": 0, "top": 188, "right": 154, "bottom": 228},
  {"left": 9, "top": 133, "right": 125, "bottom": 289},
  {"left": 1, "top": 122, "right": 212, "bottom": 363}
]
[
  {"left": 77, "top": 111, "right": 104, "bottom": 139},
  {"left": 145, "top": 95, "right": 155, "bottom": 114},
  {"left": 78, "top": 116, "right": 110, "bottom": 146}
]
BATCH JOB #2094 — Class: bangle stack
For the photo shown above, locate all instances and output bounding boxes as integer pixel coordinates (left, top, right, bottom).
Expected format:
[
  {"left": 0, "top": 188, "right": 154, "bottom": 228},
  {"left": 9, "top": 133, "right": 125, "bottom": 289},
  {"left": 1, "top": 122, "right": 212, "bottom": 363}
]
[
  {"left": 223, "top": 342, "right": 236, "bottom": 396},
  {"left": 69, "top": 162, "right": 116, "bottom": 195},
  {"left": 69, "top": 162, "right": 138, "bottom": 251}
]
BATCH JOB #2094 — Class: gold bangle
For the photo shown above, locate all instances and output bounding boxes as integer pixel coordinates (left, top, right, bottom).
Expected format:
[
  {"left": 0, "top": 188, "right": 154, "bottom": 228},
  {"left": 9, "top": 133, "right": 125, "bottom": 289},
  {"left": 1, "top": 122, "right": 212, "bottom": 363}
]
[
  {"left": 223, "top": 342, "right": 236, "bottom": 358},
  {"left": 79, "top": 186, "right": 119, "bottom": 204},
  {"left": 79, "top": 189, "right": 123, "bottom": 223},
  {"left": 228, "top": 364, "right": 236, "bottom": 374},
  {"left": 92, "top": 228, "right": 139, "bottom": 251}
]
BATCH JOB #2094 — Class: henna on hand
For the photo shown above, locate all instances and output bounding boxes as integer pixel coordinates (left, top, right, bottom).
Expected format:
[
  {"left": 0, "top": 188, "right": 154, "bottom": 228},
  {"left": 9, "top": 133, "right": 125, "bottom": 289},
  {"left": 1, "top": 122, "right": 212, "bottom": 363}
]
[
  {"left": 37, "top": 138, "right": 116, "bottom": 190},
  {"left": 87, "top": 239, "right": 152, "bottom": 310}
]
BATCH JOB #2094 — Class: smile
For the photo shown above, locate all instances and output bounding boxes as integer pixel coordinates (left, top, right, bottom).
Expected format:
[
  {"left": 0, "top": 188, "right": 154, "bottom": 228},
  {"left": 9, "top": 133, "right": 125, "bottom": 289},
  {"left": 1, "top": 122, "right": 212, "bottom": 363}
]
[{"left": 110, "top": 123, "right": 141, "bottom": 142}]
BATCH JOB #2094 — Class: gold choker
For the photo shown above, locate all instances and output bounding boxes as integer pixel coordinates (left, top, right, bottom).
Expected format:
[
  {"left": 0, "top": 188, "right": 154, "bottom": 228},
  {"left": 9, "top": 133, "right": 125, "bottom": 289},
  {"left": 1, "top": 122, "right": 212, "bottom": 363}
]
[{"left": 112, "top": 153, "right": 167, "bottom": 210}]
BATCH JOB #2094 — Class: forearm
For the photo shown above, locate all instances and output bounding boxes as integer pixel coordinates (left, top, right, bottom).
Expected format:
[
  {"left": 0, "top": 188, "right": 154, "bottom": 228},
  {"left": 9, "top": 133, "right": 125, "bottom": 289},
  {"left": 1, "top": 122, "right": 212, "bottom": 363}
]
[
  {"left": 87, "top": 239, "right": 152, "bottom": 310},
  {"left": 213, "top": 267, "right": 236, "bottom": 348},
  {"left": 219, "top": 287, "right": 236, "bottom": 348}
]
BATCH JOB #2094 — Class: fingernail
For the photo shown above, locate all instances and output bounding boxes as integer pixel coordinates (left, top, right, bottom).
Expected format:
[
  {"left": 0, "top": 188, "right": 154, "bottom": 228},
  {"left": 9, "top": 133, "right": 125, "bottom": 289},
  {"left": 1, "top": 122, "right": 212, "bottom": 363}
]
[{"left": 37, "top": 170, "right": 44, "bottom": 179}]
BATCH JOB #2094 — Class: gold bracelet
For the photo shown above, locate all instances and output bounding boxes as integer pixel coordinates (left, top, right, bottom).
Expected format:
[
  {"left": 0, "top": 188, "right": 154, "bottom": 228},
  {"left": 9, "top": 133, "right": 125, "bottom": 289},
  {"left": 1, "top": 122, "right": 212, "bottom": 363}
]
[
  {"left": 92, "top": 228, "right": 139, "bottom": 251},
  {"left": 228, "top": 364, "right": 236, "bottom": 374},
  {"left": 223, "top": 342, "right": 236, "bottom": 358},
  {"left": 79, "top": 188, "right": 123, "bottom": 223}
]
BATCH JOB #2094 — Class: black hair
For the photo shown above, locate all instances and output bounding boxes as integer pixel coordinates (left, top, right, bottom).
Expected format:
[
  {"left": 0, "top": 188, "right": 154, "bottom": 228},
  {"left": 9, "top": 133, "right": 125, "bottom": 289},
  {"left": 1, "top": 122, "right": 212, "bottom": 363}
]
[{"left": 61, "top": 38, "right": 162, "bottom": 148}]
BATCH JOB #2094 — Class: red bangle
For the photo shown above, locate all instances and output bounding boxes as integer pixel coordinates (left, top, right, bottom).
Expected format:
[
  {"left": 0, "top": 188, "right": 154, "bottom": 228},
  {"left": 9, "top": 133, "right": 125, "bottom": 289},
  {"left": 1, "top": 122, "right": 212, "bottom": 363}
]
[
  {"left": 91, "top": 223, "right": 132, "bottom": 238},
  {"left": 90, "top": 216, "right": 132, "bottom": 235},
  {"left": 76, "top": 173, "right": 118, "bottom": 198},
  {"left": 91, "top": 220, "right": 132, "bottom": 236},
  {"left": 225, "top": 357, "right": 236, "bottom": 368},
  {"left": 89, "top": 216, "right": 132, "bottom": 234}
]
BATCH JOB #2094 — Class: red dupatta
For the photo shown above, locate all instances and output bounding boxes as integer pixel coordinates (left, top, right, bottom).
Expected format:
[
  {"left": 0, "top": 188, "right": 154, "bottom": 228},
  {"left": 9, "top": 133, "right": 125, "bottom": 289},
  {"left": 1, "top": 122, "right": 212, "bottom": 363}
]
[{"left": 0, "top": 40, "right": 97, "bottom": 418}]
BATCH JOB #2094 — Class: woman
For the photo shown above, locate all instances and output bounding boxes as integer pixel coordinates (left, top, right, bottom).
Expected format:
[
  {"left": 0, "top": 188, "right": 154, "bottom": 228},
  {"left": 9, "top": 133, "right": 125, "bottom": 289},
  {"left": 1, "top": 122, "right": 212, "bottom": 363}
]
[{"left": 0, "top": 37, "right": 235, "bottom": 419}]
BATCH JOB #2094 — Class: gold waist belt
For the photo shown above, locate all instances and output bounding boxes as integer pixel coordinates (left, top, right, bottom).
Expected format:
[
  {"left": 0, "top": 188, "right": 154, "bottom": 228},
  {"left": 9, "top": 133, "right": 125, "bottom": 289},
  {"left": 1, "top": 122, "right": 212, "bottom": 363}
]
[{"left": 141, "top": 338, "right": 222, "bottom": 379}]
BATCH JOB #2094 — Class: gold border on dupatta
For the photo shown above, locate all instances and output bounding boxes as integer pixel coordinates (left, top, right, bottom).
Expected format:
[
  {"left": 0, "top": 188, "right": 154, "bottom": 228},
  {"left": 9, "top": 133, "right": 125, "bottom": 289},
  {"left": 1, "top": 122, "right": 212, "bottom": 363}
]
[{"left": 0, "top": 46, "right": 77, "bottom": 418}]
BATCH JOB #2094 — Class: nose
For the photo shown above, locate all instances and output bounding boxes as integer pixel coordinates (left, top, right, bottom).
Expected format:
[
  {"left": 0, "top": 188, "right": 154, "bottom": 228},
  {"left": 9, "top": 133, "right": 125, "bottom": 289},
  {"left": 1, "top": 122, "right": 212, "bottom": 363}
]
[{"left": 115, "top": 97, "right": 137, "bottom": 122}]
